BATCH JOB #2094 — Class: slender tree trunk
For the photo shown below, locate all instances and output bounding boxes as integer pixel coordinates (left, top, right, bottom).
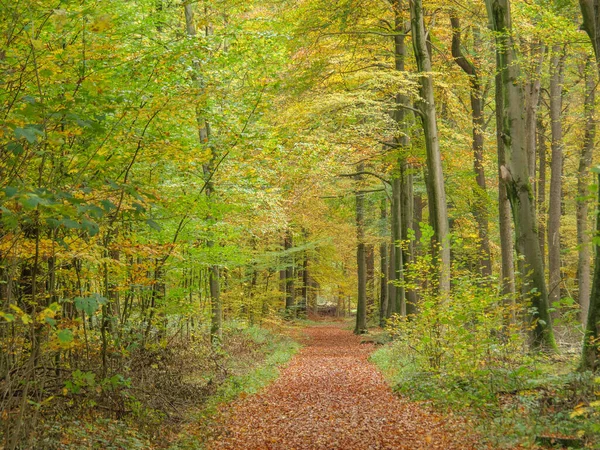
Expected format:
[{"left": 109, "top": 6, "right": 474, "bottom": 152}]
[
  {"left": 548, "top": 44, "right": 566, "bottom": 307},
  {"left": 380, "top": 198, "right": 389, "bottom": 325},
  {"left": 410, "top": 0, "right": 451, "bottom": 294},
  {"left": 185, "top": 4, "right": 221, "bottom": 343},
  {"left": 366, "top": 244, "right": 375, "bottom": 315},
  {"left": 401, "top": 163, "right": 418, "bottom": 314},
  {"left": 578, "top": 58, "right": 596, "bottom": 325},
  {"left": 578, "top": 0, "right": 600, "bottom": 369},
  {"left": 387, "top": 243, "right": 396, "bottom": 317},
  {"left": 486, "top": 0, "right": 556, "bottom": 349},
  {"left": 301, "top": 246, "right": 309, "bottom": 316},
  {"left": 525, "top": 42, "right": 545, "bottom": 186},
  {"left": 537, "top": 118, "right": 547, "bottom": 264},
  {"left": 450, "top": 14, "right": 491, "bottom": 277},
  {"left": 279, "top": 256, "right": 286, "bottom": 304},
  {"left": 584, "top": 175, "right": 600, "bottom": 369},
  {"left": 392, "top": 178, "right": 405, "bottom": 314},
  {"left": 414, "top": 193, "right": 423, "bottom": 244},
  {"left": 284, "top": 230, "right": 295, "bottom": 315},
  {"left": 497, "top": 71, "right": 516, "bottom": 301},
  {"left": 391, "top": 0, "right": 408, "bottom": 313},
  {"left": 355, "top": 167, "right": 368, "bottom": 334}
]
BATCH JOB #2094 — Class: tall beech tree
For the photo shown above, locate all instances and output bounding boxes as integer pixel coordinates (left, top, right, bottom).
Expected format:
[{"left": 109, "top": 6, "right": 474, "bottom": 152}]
[
  {"left": 390, "top": 0, "right": 409, "bottom": 315},
  {"left": 579, "top": 0, "right": 600, "bottom": 370},
  {"left": 485, "top": 0, "right": 556, "bottom": 350},
  {"left": 409, "top": 0, "right": 451, "bottom": 295},
  {"left": 547, "top": 44, "right": 566, "bottom": 307},
  {"left": 355, "top": 166, "right": 368, "bottom": 334},
  {"left": 577, "top": 57, "right": 596, "bottom": 324}
]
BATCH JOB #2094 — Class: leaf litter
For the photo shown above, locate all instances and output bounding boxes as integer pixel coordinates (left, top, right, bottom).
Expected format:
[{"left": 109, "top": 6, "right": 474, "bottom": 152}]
[{"left": 208, "top": 324, "right": 480, "bottom": 449}]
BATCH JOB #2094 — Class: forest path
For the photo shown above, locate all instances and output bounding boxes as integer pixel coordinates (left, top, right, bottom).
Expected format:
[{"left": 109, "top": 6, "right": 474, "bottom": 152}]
[{"left": 208, "top": 324, "right": 478, "bottom": 449}]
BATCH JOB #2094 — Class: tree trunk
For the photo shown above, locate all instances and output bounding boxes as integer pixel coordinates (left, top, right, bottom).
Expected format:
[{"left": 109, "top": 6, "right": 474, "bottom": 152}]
[
  {"left": 284, "top": 230, "right": 295, "bottom": 314},
  {"left": 537, "top": 118, "right": 547, "bottom": 264},
  {"left": 366, "top": 244, "right": 375, "bottom": 315},
  {"left": 486, "top": 0, "right": 556, "bottom": 350},
  {"left": 548, "top": 44, "right": 566, "bottom": 307},
  {"left": 577, "top": 58, "right": 596, "bottom": 325},
  {"left": 380, "top": 198, "right": 389, "bottom": 325},
  {"left": 496, "top": 70, "right": 516, "bottom": 299},
  {"left": 525, "top": 42, "right": 545, "bottom": 186},
  {"left": 583, "top": 174, "right": 600, "bottom": 370},
  {"left": 391, "top": 0, "right": 408, "bottom": 313},
  {"left": 392, "top": 178, "right": 405, "bottom": 314},
  {"left": 185, "top": 4, "right": 221, "bottom": 343},
  {"left": 355, "top": 166, "right": 368, "bottom": 334},
  {"left": 578, "top": 0, "right": 600, "bottom": 369},
  {"left": 387, "top": 243, "right": 396, "bottom": 317},
  {"left": 450, "top": 14, "right": 491, "bottom": 277},
  {"left": 301, "top": 246, "right": 309, "bottom": 316},
  {"left": 410, "top": 0, "right": 451, "bottom": 295},
  {"left": 401, "top": 163, "right": 418, "bottom": 314}
]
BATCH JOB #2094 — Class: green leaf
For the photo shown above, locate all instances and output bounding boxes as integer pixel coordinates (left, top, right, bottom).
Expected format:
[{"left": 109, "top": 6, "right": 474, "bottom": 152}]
[
  {"left": 3, "top": 186, "right": 18, "bottom": 198},
  {"left": 57, "top": 329, "right": 73, "bottom": 344},
  {"left": 74, "top": 294, "right": 107, "bottom": 316},
  {"left": 7, "top": 142, "right": 24, "bottom": 155},
  {"left": 0, "top": 312, "right": 15, "bottom": 322},
  {"left": 60, "top": 219, "right": 80, "bottom": 229},
  {"left": 14, "top": 125, "right": 44, "bottom": 143},
  {"left": 100, "top": 199, "right": 116, "bottom": 212},
  {"left": 81, "top": 219, "right": 99, "bottom": 236},
  {"left": 19, "top": 194, "right": 42, "bottom": 210},
  {"left": 146, "top": 219, "right": 162, "bottom": 231}
]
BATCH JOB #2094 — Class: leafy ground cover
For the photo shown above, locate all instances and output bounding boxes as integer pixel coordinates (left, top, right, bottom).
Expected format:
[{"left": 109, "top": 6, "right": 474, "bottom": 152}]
[
  {"left": 16, "top": 320, "right": 299, "bottom": 449},
  {"left": 371, "top": 335, "right": 600, "bottom": 449},
  {"left": 206, "top": 324, "right": 479, "bottom": 449}
]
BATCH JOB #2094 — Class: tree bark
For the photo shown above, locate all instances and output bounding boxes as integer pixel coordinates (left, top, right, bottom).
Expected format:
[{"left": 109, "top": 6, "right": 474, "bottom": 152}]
[
  {"left": 486, "top": 0, "right": 556, "bottom": 350},
  {"left": 380, "top": 198, "right": 389, "bottom": 325},
  {"left": 548, "top": 44, "right": 566, "bottom": 307},
  {"left": 577, "top": 58, "right": 596, "bottom": 325},
  {"left": 391, "top": 0, "right": 408, "bottom": 314},
  {"left": 401, "top": 163, "right": 418, "bottom": 314},
  {"left": 496, "top": 70, "right": 516, "bottom": 300},
  {"left": 366, "top": 244, "right": 375, "bottom": 315},
  {"left": 537, "top": 118, "right": 547, "bottom": 265},
  {"left": 185, "top": 4, "right": 222, "bottom": 343},
  {"left": 410, "top": 0, "right": 451, "bottom": 295},
  {"left": 392, "top": 178, "right": 405, "bottom": 314},
  {"left": 387, "top": 242, "right": 396, "bottom": 317},
  {"left": 578, "top": 0, "right": 600, "bottom": 369},
  {"left": 301, "top": 244, "right": 309, "bottom": 316},
  {"left": 284, "top": 230, "right": 295, "bottom": 314},
  {"left": 525, "top": 42, "right": 545, "bottom": 185},
  {"left": 355, "top": 166, "right": 368, "bottom": 334}
]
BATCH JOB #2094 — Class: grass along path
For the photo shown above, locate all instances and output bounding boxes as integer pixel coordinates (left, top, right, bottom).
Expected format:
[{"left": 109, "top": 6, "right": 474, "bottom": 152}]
[{"left": 207, "top": 324, "right": 479, "bottom": 449}]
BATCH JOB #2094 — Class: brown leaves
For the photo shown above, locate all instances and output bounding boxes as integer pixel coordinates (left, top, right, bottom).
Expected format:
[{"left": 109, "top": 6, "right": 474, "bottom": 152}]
[{"left": 208, "top": 325, "right": 480, "bottom": 450}]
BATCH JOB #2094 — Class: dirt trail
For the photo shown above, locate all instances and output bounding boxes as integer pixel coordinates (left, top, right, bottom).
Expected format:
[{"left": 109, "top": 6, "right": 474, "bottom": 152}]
[{"left": 209, "top": 324, "right": 478, "bottom": 449}]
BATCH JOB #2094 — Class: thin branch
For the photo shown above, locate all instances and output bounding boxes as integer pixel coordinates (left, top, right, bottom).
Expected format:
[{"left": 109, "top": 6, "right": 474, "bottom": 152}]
[{"left": 338, "top": 171, "right": 391, "bottom": 185}]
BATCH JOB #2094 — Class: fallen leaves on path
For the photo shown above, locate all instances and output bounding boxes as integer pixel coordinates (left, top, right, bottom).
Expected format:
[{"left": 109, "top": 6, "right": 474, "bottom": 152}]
[{"left": 208, "top": 325, "right": 480, "bottom": 449}]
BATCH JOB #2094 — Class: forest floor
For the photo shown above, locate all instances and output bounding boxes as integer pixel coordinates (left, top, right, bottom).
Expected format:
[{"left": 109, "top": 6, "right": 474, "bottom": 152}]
[{"left": 204, "top": 323, "right": 480, "bottom": 449}]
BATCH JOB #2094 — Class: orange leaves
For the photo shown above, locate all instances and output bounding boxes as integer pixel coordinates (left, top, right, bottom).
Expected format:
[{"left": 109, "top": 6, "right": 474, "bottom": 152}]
[{"left": 209, "top": 325, "right": 479, "bottom": 450}]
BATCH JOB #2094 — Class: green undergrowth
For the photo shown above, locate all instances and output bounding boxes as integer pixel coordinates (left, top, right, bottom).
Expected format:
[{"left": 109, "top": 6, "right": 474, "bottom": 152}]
[
  {"left": 370, "top": 245, "right": 600, "bottom": 449},
  {"left": 29, "top": 321, "right": 299, "bottom": 449},
  {"left": 199, "top": 326, "right": 300, "bottom": 416},
  {"left": 166, "top": 323, "right": 300, "bottom": 449},
  {"left": 371, "top": 340, "right": 600, "bottom": 449}
]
